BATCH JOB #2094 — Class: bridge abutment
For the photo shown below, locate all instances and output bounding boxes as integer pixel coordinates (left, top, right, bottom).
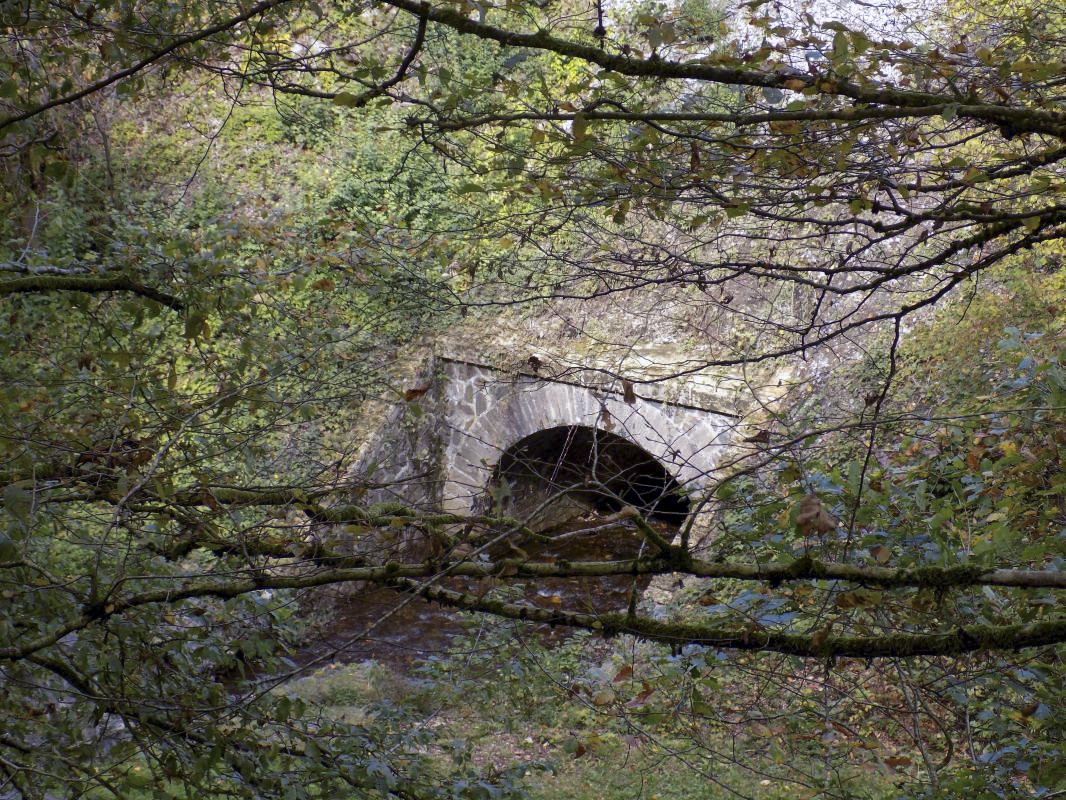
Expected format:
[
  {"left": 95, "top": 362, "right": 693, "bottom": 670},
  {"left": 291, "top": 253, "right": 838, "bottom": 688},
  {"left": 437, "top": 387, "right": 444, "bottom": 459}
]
[{"left": 352, "top": 355, "right": 732, "bottom": 534}]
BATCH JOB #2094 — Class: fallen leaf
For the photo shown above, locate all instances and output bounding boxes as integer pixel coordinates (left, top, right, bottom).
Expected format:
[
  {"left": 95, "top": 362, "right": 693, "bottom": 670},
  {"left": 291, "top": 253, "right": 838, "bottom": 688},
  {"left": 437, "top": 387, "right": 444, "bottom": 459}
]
[
  {"left": 592, "top": 689, "right": 616, "bottom": 706},
  {"left": 404, "top": 384, "right": 431, "bottom": 402},
  {"left": 627, "top": 683, "right": 655, "bottom": 706},
  {"left": 883, "top": 755, "right": 912, "bottom": 771},
  {"left": 600, "top": 407, "right": 614, "bottom": 431},
  {"left": 796, "top": 494, "right": 837, "bottom": 536},
  {"left": 810, "top": 624, "right": 832, "bottom": 649}
]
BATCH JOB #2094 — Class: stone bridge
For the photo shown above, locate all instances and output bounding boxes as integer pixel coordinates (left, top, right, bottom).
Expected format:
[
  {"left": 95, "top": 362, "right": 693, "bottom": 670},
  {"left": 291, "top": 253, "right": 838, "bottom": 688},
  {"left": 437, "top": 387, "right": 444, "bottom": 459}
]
[{"left": 356, "top": 355, "right": 734, "bottom": 529}]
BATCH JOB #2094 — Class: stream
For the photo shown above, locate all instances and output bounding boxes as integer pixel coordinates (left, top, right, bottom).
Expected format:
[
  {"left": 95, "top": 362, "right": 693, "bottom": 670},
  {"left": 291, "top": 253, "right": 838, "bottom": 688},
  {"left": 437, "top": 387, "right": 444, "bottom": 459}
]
[{"left": 297, "top": 518, "right": 670, "bottom": 669}]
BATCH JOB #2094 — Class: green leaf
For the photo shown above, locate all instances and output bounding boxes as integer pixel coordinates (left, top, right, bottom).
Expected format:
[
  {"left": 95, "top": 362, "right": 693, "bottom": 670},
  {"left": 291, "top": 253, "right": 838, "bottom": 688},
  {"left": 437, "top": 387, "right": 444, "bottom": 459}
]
[
  {"left": 43, "top": 160, "right": 68, "bottom": 179},
  {"left": 3, "top": 483, "right": 33, "bottom": 526},
  {"left": 572, "top": 112, "right": 587, "bottom": 141},
  {"left": 832, "top": 31, "right": 849, "bottom": 61},
  {"left": 184, "top": 313, "right": 207, "bottom": 339},
  {"left": 930, "top": 505, "right": 953, "bottom": 529},
  {"left": 126, "top": 765, "right": 153, "bottom": 789},
  {"left": 0, "top": 529, "right": 18, "bottom": 560}
]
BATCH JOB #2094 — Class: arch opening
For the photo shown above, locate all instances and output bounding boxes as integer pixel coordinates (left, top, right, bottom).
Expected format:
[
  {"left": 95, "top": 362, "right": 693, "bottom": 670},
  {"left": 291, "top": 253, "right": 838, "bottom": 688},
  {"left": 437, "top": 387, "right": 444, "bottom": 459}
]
[{"left": 489, "top": 425, "right": 690, "bottom": 529}]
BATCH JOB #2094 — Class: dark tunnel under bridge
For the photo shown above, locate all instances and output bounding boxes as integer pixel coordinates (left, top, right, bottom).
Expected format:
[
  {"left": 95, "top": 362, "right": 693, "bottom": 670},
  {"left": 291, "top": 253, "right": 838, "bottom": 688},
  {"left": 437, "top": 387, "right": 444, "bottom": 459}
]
[{"left": 490, "top": 425, "right": 691, "bottom": 529}]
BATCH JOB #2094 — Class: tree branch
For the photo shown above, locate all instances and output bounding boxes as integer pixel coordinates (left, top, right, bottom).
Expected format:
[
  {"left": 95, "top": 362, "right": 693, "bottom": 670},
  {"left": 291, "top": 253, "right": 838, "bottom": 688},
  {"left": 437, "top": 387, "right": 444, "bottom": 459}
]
[
  {"left": 0, "top": 0, "right": 298, "bottom": 132},
  {"left": 391, "top": 578, "right": 1066, "bottom": 658},
  {"left": 380, "top": 0, "right": 1066, "bottom": 139},
  {"left": 409, "top": 104, "right": 999, "bottom": 132},
  {"left": 339, "top": 7, "right": 428, "bottom": 108},
  {"left": 5, "top": 554, "right": 1066, "bottom": 662},
  {"left": 0, "top": 275, "right": 185, "bottom": 310}
]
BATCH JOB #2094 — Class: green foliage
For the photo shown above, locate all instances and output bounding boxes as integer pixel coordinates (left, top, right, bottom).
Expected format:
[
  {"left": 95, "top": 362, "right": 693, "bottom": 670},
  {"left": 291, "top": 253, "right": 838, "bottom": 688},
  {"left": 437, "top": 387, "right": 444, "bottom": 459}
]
[
  {"left": 695, "top": 259, "right": 1066, "bottom": 797},
  {"left": 4, "top": 0, "right": 1066, "bottom": 797},
  {"left": 0, "top": 56, "right": 467, "bottom": 799}
]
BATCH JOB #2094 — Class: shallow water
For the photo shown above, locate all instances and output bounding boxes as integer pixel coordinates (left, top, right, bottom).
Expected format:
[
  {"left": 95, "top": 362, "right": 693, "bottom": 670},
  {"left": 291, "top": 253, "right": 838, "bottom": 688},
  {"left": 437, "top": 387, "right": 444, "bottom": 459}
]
[{"left": 297, "top": 519, "right": 668, "bottom": 669}]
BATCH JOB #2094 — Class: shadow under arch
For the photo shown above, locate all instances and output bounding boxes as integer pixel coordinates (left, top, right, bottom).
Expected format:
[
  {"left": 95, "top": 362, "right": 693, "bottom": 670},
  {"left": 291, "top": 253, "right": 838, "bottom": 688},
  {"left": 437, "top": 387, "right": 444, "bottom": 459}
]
[{"left": 488, "top": 425, "right": 691, "bottom": 530}]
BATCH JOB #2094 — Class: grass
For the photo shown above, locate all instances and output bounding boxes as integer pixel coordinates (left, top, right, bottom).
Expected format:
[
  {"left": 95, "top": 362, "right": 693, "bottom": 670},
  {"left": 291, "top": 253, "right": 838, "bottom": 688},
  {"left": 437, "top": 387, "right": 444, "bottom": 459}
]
[{"left": 284, "top": 624, "right": 901, "bottom": 800}]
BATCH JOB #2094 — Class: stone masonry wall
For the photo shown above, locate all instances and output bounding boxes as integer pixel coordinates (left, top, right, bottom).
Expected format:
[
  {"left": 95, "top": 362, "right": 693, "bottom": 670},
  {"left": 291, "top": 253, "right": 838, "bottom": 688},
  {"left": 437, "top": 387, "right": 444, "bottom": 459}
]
[{"left": 439, "top": 357, "right": 730, "bottom": 516}]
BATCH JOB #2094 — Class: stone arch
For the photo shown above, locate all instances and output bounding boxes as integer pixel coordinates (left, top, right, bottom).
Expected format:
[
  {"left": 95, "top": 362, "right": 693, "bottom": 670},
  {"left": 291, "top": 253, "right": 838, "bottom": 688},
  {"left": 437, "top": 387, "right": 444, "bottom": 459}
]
[{"left": 440, "top": 359, "right": 728, "bottom": 517}]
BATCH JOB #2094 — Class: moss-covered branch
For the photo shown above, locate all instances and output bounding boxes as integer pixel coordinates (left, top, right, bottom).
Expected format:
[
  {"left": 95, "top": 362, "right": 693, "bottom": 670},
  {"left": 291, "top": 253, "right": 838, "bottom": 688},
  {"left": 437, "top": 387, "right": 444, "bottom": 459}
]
[
  {"left": 381, "top": 0, "right": 1066, "bottom": 139},
  {"left": 390, "top": 578, "right": 1066, "bottom": 658},
  {"left": 125, "top": 528, "right": 1066, "bottom": 590},
  {"left": 6, "top": 555, "right": 1066, "bottom": 662},
  {"left": 0, "top": 275, "right": 185, "bottom": 310},
  {"left": 9, "top": 480, "right": 1066, "bottom": 591}
]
